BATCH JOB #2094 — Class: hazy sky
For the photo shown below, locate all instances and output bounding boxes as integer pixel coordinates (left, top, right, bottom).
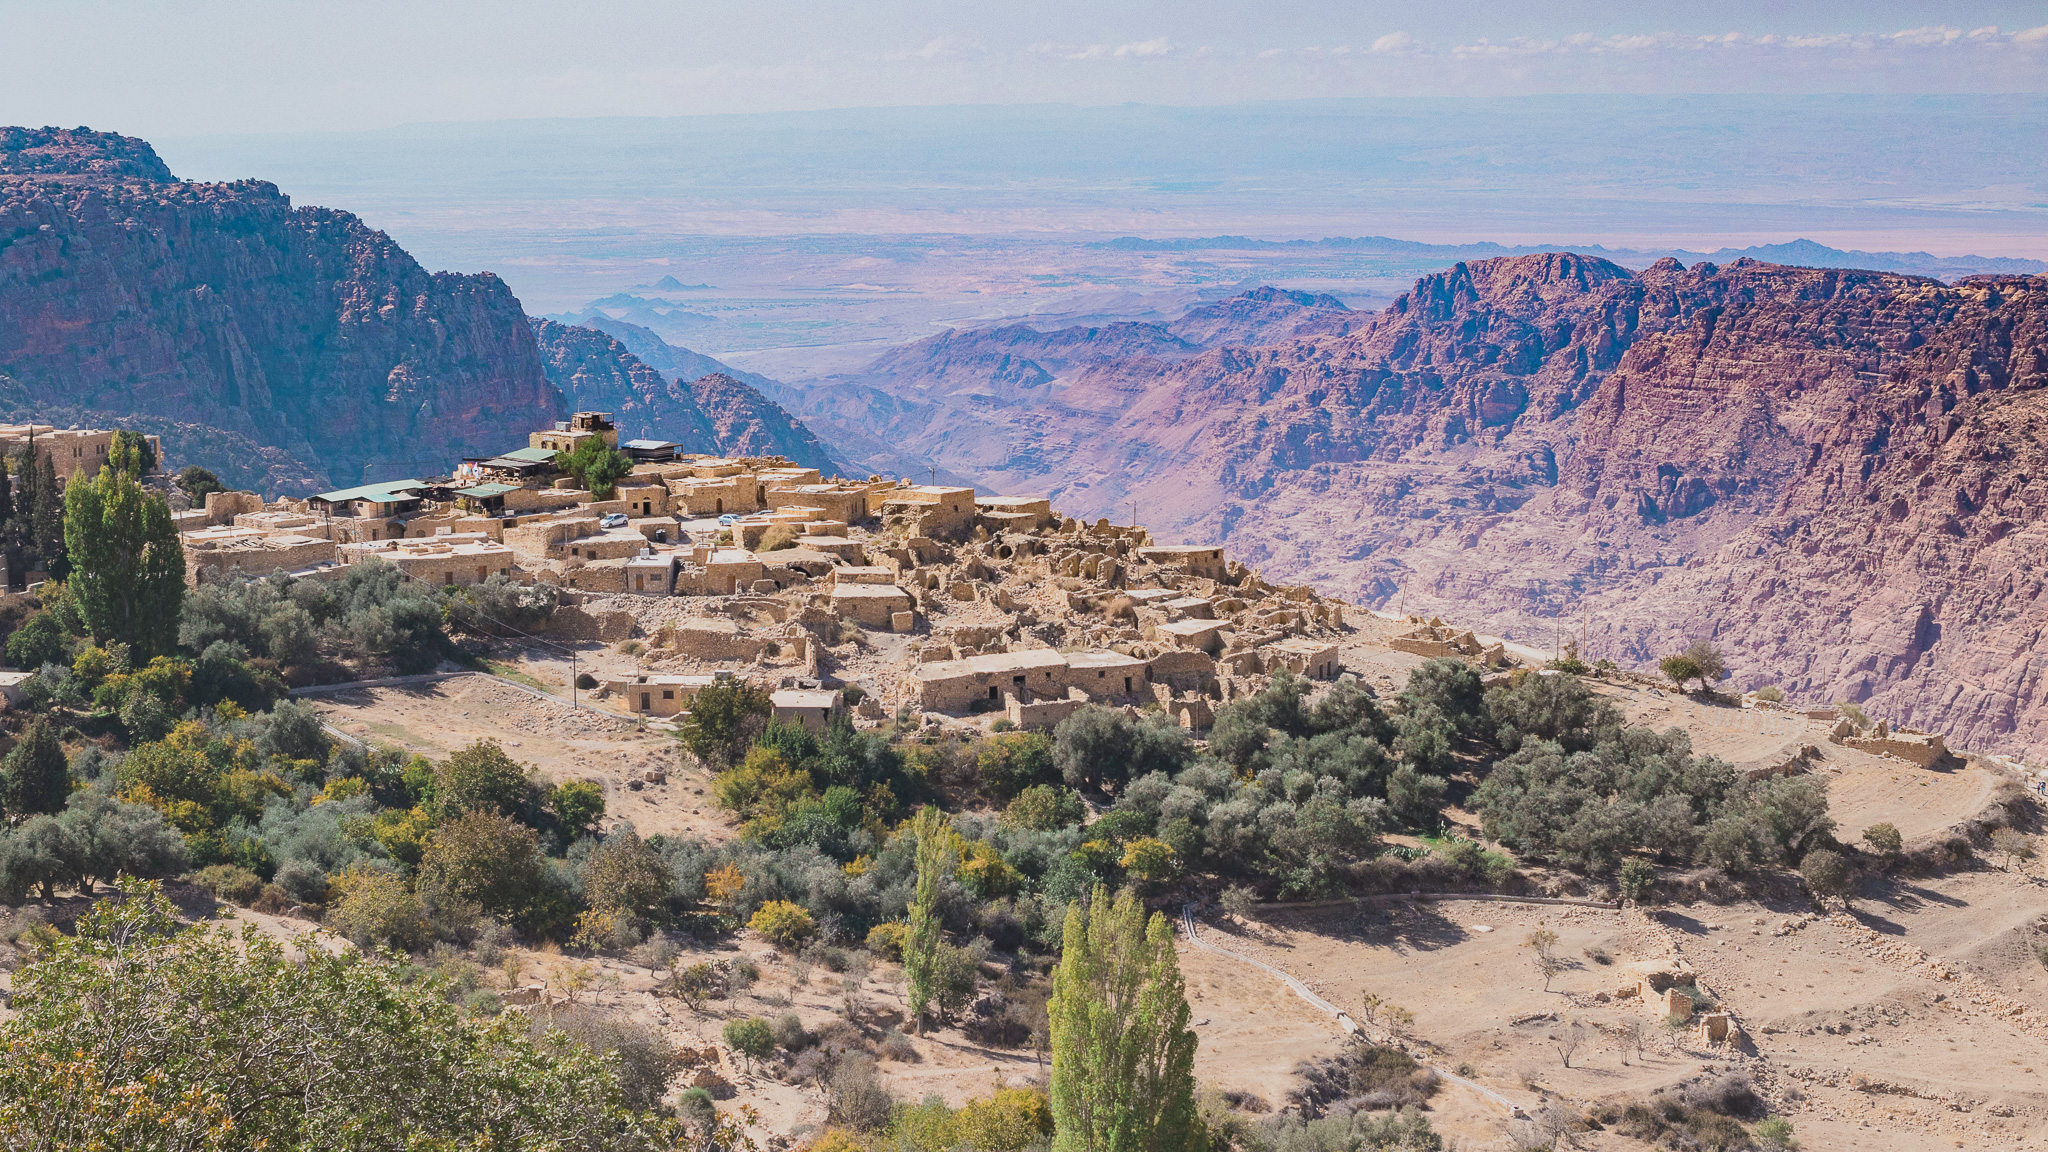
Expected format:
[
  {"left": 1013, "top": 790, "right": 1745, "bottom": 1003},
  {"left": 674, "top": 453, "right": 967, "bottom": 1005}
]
[{"left": 5, "top": 1, "right": 2046, "bottom": 136}]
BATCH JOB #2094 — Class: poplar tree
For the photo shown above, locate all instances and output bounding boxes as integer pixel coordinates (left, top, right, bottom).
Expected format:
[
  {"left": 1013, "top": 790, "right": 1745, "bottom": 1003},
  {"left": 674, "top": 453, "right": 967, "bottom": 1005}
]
[
  {"left": 1049, "top": 886, "right": 1201, "bottom": 1152},
  {"left": 63, "top": 464, "right": 184, "bottom": 659},
  {"left": 903, "top": 805, "right": 951, "bottom": 1034}
]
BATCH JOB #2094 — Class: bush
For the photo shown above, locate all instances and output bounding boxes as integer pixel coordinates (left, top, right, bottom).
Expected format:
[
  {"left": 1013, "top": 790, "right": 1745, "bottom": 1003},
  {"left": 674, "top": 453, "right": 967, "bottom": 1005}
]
[
  {"left": 433, "top": 740, "right": 535, "bottom": 819},
  {"left": 866, "top": 920, "right": 908, "bottom": 961},
  {"left": 550, "top": 780, "right": 605, "bottom": 835},
  {"left": 1798, "top": 847, "right": 1850, "bottom": 900},
  {"left": 193, "top": 862, "right": 264, "bottom": 905},
  {"left": 542, "top": 1005, "right": 678, "bottom": 1113},
  {"left": 828, "top": 1052, "right": 896, "bottom": 1131},
  {"left": 0, "top": 881, "right": 661, "bottom": 1149},
  {"left": 583, "top": 827, "right": 673, "bottom": 918},
  {"left": 677, "top": 681, "right": 772, "bottom": 769},
  {"left": 324, "top": 866, "right": 433, "bottom": 952},
  {"left": 722, "top": 1016, "right": 775, "bottom": 1064},
  {"left": 771, "top": 1012, "right": 811, "bottom": 1051},
  {"left": 1755, "top": 686, "right": 1785, "bottom": 703},
  {"left": 415, "top": 811, "right": 550, "bottom": 929},
  {"left": 750, "top": 900, "right": 817, "bottom": 951},
  {"left": 176, "top": 466, "right": 225, "bottom": 501},
  {"left": 1289, "top": 1044, "right": 1440, "bottom": 1117},
  {"left": 976, "top": 733, "right": 1055, "bottom": 801},
  {"left": 1862, "top": 822, "right": 1903, "bottom": 857},
  {"left": 1618, "top": 858, "right": 1658, "bottom": 904}
]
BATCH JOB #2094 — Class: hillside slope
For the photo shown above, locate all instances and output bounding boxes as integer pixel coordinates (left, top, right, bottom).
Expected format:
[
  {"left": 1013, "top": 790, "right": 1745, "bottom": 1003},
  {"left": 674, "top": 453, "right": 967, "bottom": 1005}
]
[{"left": 0, "top": 127, "right": 562, "bottom": 493}]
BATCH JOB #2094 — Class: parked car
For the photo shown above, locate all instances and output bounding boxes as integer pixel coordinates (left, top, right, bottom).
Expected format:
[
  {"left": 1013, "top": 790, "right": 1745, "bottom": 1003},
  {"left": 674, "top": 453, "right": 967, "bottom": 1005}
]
[
  {"left": 717, "top": 513, "right": 739, "bottom": 527},
  {"left": 600, "top": 512, "right": 629, "bottom": 528}
]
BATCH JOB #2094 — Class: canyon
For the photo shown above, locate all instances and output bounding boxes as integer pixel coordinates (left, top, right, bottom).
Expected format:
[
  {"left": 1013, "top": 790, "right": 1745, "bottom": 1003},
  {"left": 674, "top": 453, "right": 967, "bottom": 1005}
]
[{"left": 784, "top": 256, "right": 2048, "bottom": 761}]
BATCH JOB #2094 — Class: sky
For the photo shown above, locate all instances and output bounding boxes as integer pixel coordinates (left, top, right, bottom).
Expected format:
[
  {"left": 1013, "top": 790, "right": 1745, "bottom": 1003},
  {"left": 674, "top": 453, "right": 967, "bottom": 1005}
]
[{"left": 4, "top": 1, "right": 2047, "bottom": 136}]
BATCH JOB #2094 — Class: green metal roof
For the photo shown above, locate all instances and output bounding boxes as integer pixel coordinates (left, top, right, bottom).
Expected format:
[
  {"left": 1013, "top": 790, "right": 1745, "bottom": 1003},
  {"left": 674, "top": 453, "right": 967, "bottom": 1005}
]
[
  {"left": 455, "top": 483, "right": 520, "bottom": 498},
  {"left": 311, "top": 479, "right": 425, "bottom": 504},
  {"left": 498, "top": 446, "right": 560, "bottom": 464}
]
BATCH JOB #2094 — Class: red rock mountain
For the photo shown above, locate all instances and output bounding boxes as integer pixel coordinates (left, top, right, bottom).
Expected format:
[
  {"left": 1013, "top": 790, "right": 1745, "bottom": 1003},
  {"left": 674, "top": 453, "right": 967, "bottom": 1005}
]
[
  {"left": 0, "top": 128, "right": 562, "bottom": 492},
  {"left": 804, "top": 256, "right": 2048, "bottom": 759}
]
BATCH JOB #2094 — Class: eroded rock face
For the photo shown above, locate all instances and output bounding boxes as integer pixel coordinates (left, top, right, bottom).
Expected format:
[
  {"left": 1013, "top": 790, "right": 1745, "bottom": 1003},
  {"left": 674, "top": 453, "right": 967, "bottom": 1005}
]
[
  {"left": 1140, "top": 258, "right": 2048, "bottom": 760},
  {"left": 829, "top": 252, "right": 2048, "bottom": 759},
  {"left": 0, "top": 130, "right": 561, "bottom": 492}
]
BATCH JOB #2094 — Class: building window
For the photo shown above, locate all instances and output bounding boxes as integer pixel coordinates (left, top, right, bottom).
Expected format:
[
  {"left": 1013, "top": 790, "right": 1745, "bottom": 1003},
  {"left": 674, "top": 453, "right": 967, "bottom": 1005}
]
[
  {"left": 640, "top": 693, "right": 651, "bottom": 710},
  {"left": 988, "top": 686, "right": 1000, "bottom": 701},
  {"left": 662, "top": 690, "right": 674, "bottom": 700}
]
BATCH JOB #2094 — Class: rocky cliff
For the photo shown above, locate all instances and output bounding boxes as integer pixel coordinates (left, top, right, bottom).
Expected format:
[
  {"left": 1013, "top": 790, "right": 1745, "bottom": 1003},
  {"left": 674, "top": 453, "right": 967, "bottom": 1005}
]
[
  {"left": 814, "top": 255, "right": 2048, "bottom": 759},
  {"left": 0, "top": 127, "right": 562, "bottom": 492},
  {"left": 530, "top": 321, "right": 844, "bottom": 474}
]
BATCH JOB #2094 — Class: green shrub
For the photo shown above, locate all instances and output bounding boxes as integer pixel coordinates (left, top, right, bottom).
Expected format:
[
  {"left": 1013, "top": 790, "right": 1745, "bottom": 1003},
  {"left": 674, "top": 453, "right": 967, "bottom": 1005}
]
[
  {"left": 1618, "top": 858, "right": 1657, "bottom": 904},
  {"left": 193, "top": 862, "right": 264, "bottom": 905},
  {"left": 866, "top": 920, "right": 908, "bottom": 961},
  {"left": 1862, "top": 822, "right": 1903, "bottom": 857},
  {"left": 722, "top": 1016, "right": 775, "bottom": 1064},
  {"left": 749, "top": 900, "right": 817, "bottom": 951}
]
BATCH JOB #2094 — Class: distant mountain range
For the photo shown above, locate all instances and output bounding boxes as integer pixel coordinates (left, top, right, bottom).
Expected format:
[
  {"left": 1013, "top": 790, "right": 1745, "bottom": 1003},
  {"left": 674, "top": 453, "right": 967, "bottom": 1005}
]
[{"left": 1095, "top": 235, "right": 2046, "bottom": 281}]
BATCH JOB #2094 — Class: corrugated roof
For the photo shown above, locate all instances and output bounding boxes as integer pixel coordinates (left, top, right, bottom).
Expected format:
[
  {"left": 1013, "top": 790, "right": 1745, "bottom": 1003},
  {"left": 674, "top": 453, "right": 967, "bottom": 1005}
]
[
  {"left": 456, "top": 483, "right": 520, "bottom": 498},
  {"left": 311, "top": 480, "right": 425, "bottom": 504},
  {"left": 622, "top": 439, "right": 677, "bottom": 450},
  {"left": 498, "top": 446, "right": 560, "bottom": 464}
]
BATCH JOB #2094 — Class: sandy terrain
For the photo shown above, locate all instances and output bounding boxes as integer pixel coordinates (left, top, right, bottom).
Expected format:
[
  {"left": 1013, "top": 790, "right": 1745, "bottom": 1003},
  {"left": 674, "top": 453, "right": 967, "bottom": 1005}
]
[{"left": 306, "top": 674, "right": 730, "bottom": 842}]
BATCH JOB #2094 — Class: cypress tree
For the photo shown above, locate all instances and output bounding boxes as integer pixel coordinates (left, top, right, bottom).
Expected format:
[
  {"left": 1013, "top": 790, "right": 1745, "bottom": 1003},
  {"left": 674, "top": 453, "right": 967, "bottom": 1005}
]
[
  {"left": 0, "top": 716, "right": 71, "bottom": 820},
  {"left": 30, "top": 450, "right": 64, "bottom": 580},
  {"left": 1049, "top": 886, "right": 1201, "bottom": 1152},
  {"left": 903, "top": 805, "right": 951, "bottom": 1034},
  {"left": 63, "top": 465, "right": 184, "bottom": 659}
]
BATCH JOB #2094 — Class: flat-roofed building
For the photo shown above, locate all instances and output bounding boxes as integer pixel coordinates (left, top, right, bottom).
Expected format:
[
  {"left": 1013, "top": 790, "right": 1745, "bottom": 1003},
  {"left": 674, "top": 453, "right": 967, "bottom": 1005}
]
[
  {"left": 0, "top": 425, "right": 161, "bottom": 482},
  {"left": 1135, "top": 545, "right": 1228, "bottom": 580},
  {"left": 975, "top": 495, "right": 1055, "bottom": 531},
  {"left": 1063, "top": 649, "right": 1151, "bottom": 699},
  {"left": 1263, "top": 638, "right": 1342, "bottom": 680},
  {"left": 530, "top": 412, "right": 618, "bottom": 455},
  {"left": 621, "top": 439, "right": 680, "bottom": 463},
  {"left": 879, "top": 485, "right": 977, "bottom": 540},
  {"left": 905, "top": 648, "right": 1070, "bottom": 712},
  {"left": 308, "top": 480, "right": 427, "bottom": 520},
  {"left": 341, "top": 536, "right": 515, "bottom": 586},
  {"left": 830, "top": 583, "right": 915, "bottom": 628},
  {"left": 771, "top": 688, "right": 843, "bottom": 733},
  {"left": 613, "top": 673, "right": 720, "bottom": 717}
]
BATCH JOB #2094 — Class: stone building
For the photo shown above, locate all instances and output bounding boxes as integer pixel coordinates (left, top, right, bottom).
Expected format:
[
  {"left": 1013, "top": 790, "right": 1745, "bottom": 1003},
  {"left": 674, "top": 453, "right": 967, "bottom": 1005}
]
[
  {"left": 0, "top": 425, "right": 162, "bottom": 482},
  {"left": 529, "top": 412, "right": 618, "bottom": 455}
]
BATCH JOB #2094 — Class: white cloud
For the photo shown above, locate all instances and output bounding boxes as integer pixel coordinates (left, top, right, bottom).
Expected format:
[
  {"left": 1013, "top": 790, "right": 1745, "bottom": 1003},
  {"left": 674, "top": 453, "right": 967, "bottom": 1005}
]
[
  {"left": 1370, "top": 32, "right": 1415, "bottom": 55},
  {"left": 1025, "top": 37, "right": 1171, "bottom": 62},
  {"left": 2016, "top": 24, "right": 2048, "bottom": 43},
  {"left": 1258, "top": 47, "right": 1285, "bottom": 59}
]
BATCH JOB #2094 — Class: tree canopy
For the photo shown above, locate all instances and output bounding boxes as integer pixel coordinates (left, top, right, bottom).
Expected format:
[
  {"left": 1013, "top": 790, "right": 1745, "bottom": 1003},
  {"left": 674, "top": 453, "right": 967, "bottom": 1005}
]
[
  {"left": 0, "top": 879, "right": 675, "bottom": 1151},
  {"left": 63, "top": 463, "right": 183, "bottom": 659}
]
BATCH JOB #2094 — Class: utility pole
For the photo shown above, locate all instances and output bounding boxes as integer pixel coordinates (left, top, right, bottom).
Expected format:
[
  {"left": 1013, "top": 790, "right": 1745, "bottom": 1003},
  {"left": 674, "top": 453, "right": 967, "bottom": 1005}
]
[
  {"left": 1128, "top": 500, "right": 1138, "bottom": 528},
  {"left": 928, "top": 465, "right": 937, "bottom": 487}
]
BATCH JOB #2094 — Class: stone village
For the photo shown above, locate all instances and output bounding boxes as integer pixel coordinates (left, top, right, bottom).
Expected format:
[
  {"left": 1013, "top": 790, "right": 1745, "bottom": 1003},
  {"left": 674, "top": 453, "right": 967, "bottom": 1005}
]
[{"left": 164, "top": 412, "right": 1355, "bottom": 735}]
